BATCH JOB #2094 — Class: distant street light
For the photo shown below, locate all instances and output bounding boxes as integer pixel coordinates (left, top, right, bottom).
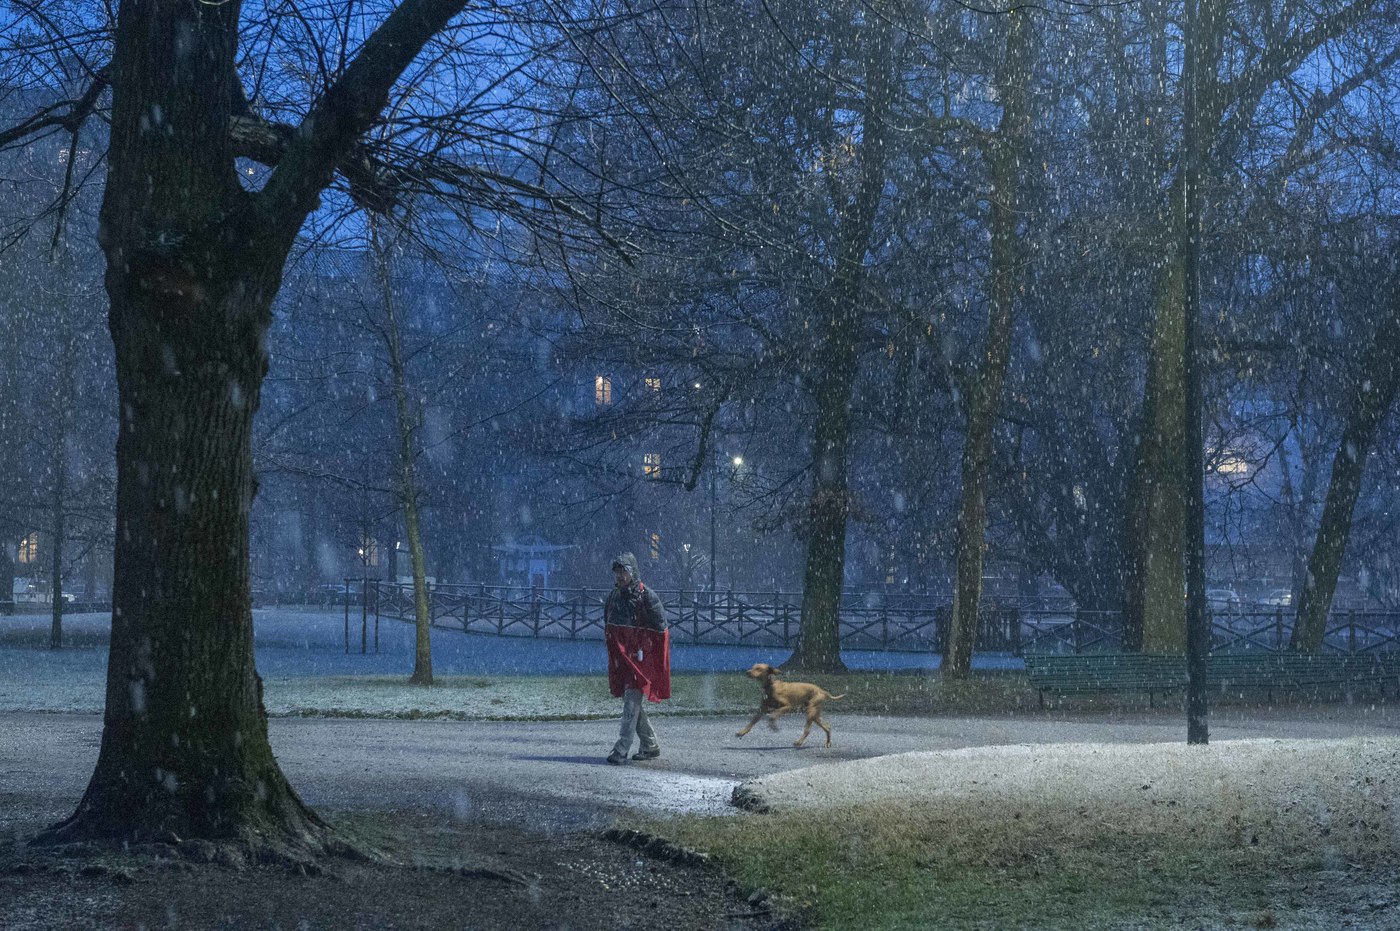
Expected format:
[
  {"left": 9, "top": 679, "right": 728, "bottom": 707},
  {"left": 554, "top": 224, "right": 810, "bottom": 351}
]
[{"left": 732, "top": 455, "right": 743, "bottom": 467}]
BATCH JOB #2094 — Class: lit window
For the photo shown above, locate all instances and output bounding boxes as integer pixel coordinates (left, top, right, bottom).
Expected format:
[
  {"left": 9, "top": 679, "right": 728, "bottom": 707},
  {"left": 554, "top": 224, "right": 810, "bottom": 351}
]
[
  {"left": 357, "top": 537, "right": 379, "bottom": 567},
  {"left": 644, "top": 377, "right": 661, "bottom": 396},
  {"left": 594, "top": 375, "right": 612, "bottom": 406},
  {"left": 17, "top": 534, "right": 37, "bottom": 564},
  {"left": 650, "top": 532, "right": 661, "bottom": 561},
  {"left": 643, "top": 452, "right": 661, "bottom": 478},
  {"left": 1217, "top": 457, "right": 1249, "bottom": 475}
]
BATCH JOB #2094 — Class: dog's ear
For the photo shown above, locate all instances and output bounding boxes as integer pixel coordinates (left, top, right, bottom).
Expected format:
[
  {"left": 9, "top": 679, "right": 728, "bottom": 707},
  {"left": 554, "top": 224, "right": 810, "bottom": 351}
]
[{"left": 771, "top": 667, "right": 784, "bottom": 677}]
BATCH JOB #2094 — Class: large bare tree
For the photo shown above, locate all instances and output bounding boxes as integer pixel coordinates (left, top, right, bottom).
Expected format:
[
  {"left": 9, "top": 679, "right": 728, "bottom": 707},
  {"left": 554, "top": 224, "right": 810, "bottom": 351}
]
[{"left": 1, "top": 0, "right": 611, "bottom": 852}]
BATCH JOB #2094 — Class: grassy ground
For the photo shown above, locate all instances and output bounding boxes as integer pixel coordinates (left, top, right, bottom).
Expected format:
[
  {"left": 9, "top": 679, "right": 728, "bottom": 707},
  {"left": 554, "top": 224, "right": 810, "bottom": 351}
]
[{"left": 648, "top": 789, "right": 1398, "bottom": 930}]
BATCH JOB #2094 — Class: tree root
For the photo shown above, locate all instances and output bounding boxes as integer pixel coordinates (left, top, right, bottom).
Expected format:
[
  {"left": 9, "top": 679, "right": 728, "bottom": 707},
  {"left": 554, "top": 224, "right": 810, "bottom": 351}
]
[{"left": 21, "top": 823, "right": 391, "bottom": 875}]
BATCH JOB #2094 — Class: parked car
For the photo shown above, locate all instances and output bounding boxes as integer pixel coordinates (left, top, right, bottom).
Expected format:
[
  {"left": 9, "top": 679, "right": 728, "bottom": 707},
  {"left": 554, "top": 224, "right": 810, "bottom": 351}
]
[
  {"left": 1259, "top": 588, "right": 1293, "bottom": 608},
  {"left": 1206, "top": 589, "right": 1242, "bottom": 610},
  {"left": 311, "top": 583, "right": 363, "bottom": 606}
]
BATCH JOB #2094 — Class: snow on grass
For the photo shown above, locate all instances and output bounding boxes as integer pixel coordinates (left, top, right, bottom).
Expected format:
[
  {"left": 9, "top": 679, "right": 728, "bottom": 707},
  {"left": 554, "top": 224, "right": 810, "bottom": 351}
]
[
  {"left": 667, "top": 738, "right": 1400, "bottom": 930},
  {"left": 733, "top": 737, "right": 1400, "bottom": 837},
  {"left": 0, "top": 608, "right": 1016, "bottom": 717},
  {"left": 0, "top": 610, "right": 749, "bottom": 717}
]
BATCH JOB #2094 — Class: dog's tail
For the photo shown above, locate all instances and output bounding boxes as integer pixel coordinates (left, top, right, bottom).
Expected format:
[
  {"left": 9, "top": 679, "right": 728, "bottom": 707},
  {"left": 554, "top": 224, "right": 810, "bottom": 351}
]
[{"left": 826, "top": 693, "right": 847, "bottom": 701}]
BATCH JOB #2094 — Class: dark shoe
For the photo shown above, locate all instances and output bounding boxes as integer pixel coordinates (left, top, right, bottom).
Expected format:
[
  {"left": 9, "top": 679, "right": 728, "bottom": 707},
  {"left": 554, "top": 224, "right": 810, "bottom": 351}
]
[
  {"left": 631, "top": 747, "right": 660, "bottom": 761},
  {"left": 606, "top": 751, "right": 628, "bottom": 765}
]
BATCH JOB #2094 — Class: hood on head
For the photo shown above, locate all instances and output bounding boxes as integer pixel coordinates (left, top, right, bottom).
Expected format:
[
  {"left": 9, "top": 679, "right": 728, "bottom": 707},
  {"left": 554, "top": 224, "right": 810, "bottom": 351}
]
[{"left": 611, "top": 552, "right": 641, "bottom": 581}]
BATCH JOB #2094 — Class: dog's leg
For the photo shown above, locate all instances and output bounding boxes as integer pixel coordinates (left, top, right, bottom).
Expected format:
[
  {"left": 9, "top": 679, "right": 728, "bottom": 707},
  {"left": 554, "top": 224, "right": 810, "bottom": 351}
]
[
  {"left": 735, "top": 710, "right": 765, "bottom": 738},
  {"left": 766, "top": 704, "right": 795, "bottom": 731},
  {"left": 813, "top": 712, "right": 832, "bottom": 747},
  {"left": 794, "top": 707, "right": 822, "bottom": 746}
]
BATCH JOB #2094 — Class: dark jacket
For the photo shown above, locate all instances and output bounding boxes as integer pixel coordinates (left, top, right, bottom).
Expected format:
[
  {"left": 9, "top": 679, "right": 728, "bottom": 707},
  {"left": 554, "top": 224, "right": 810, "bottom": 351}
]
[{"left": 605, "top": 552, "right": 666, "bottom": 631}]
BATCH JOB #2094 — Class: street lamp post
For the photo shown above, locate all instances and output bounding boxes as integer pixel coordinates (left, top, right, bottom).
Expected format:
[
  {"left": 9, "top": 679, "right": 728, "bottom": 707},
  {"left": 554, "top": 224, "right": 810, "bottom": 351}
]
[{"left": 707, "top": 450, "right": 745, "bottom": 598}]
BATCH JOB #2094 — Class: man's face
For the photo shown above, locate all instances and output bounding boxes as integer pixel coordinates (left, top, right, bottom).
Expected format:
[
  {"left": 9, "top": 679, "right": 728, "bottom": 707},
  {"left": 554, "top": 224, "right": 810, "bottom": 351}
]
[{"left": 613, "top": 566, "right": 632, "bottom": 588}]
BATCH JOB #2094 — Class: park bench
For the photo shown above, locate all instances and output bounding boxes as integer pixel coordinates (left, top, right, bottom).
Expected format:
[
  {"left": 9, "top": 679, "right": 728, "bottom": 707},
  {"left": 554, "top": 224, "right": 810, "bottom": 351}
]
[
  {"left": 1023, "top": 653, "right": 1186, "bottom": 707},
  {"left": 1024, "top": 651, "right": 1400, "bottom": 707}
]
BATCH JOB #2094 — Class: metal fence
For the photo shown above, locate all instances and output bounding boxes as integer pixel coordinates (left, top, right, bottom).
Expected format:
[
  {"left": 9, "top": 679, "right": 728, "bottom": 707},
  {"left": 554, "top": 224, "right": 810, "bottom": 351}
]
[{"left": 340, "top": 580, "right": 1400, "bottom": 657}]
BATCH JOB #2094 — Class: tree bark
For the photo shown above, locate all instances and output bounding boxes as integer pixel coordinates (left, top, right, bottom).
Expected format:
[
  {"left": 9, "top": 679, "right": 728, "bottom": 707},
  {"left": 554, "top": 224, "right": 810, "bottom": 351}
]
[
  {"left": 944, "top": 10, "right": 1033, "bottom": 679},
  {"left": 1132, "top": 253, "right": 1189, "bottom": 653},
  {"left": 1290, "top": 297, "right": 1400, "bottom": 651},
  {"left": 789, "top": 349, "right": 859, "bottom": 674}
]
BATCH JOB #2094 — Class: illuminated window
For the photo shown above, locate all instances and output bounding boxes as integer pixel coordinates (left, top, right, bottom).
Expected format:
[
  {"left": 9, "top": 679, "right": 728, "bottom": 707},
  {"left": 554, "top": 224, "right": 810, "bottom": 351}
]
[
  {"left": 594, "top": 375, "right": 612, "bottom": 406},
  {"left": 644, "top": 377, "right": 661, "bottom": 396},
  {"left": 1217, "top": 456, "right": 1250, "bottom": 475},
  {"left": 357, "top": 537, "right": 380, "bottom": 567},
  {"left": 643, "top": 452, "right": 661, "bottom": 478},
  {"left": 17, "top": 534, "right": 37, "bottom": 564},
  {"left": 650, "top": 532, "right": 661, "bottom": 561}
]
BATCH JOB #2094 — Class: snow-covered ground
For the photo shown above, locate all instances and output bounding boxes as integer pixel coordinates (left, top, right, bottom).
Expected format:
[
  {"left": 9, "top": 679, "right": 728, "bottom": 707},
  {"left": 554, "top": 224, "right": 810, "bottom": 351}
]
[
  {"left": 0, "top": 609, "right": 1017, "bottom": 716},
  {"left": 733, "top": 736, "right": 1400, "bottom": 818}
]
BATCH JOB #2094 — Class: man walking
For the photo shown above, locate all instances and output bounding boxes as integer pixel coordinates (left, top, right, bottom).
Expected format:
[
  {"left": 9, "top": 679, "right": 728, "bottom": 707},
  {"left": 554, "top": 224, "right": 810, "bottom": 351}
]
[{"left": 603, "top": 553, "right": 670, "bottom": 765}]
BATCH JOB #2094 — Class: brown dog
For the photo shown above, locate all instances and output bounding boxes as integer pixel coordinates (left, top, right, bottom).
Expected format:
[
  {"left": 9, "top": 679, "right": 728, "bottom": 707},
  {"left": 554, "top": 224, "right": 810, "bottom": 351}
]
[{"left": 735, "top": 663, "right": 845, "bottom": 747}]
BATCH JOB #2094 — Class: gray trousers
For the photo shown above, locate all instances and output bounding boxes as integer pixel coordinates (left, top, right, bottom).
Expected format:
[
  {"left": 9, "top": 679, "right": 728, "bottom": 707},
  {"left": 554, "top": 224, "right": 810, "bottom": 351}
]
[{"left": 613, "top": 687, "right": 659, "bottom": 757}]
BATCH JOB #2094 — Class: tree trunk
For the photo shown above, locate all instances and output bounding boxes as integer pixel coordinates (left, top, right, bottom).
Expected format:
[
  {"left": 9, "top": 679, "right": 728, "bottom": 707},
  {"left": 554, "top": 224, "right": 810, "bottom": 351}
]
[
  {"left": 1, "top": 546, "right": 13, "bottom": 613},
  {"left": 48, "top": 443, "right": 65, "bottom": 650},
  {"left": 38, "top": 268, "right": 325, "bottom": 846},
  {"left": 945, "top": 10, "right": 1033, "bottom": 679},
  {"left": 786, "top": 18, "right": 895, "bottom": 674},
  {"left": 24, "top": 0, "right": 474, "bottom": 851},
  {"left": 34, "top": 0, "right": 323, "bottom": 849},
  {"left": 788, "top": 358, "right": 857, "bottom": 674},
  {"left": 48, "top": 309, "right": 76, "bottom": 650},
  {"left": 1291, "top": 298, "right": 1400, "bottom": 651},
  {"left": 1129, "top": 253, "right": 1189, "bottom": 653},
  {"left": 372, "top": 221, "right": 434, "bottom": 686}
]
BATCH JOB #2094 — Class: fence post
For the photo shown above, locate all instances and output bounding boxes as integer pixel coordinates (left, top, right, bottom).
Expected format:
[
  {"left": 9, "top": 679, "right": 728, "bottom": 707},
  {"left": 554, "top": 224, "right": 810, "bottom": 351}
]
[
  {"left": 1349, "top": 609, "right": 1357, "bottom": 653},
  {"left": 373, "top": 582, "right": 380, "bottom": 653},
  {"left": 1275, "top": 609, "right": 1284, "bottom": 649},
  {"left": 343, "top": 581, "right": 350, "bottom": 654},
  {"left": 1010, "top": 607, "right": 1022, "bottom": 656}
]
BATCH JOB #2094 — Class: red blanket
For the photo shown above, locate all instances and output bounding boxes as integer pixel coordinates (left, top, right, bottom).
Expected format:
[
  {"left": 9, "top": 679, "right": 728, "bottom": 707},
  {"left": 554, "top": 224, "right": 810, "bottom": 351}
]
[{"left": 605, "top": 625, "right": 671, "bottom": 701}]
